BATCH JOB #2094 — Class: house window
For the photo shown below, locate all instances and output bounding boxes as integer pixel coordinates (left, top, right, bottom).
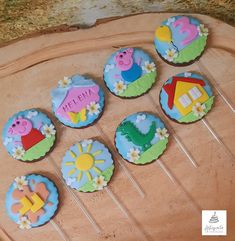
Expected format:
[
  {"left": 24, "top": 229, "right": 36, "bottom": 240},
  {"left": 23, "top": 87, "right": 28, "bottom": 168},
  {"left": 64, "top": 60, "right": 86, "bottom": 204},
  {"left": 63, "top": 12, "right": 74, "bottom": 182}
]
[
  {"left": 178, "top": 94, "right": 192, "bottom": 108},
  {"left": 188, "top": 87, "right": 202, "bottom": 100}
]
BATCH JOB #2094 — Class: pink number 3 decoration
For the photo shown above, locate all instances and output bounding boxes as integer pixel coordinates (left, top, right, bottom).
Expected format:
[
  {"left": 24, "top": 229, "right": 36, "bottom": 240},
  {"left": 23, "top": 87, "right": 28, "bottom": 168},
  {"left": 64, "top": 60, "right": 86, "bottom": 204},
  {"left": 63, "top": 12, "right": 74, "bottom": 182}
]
[{"left": 173, "top": 17, "right": 198, "bottom": 46}]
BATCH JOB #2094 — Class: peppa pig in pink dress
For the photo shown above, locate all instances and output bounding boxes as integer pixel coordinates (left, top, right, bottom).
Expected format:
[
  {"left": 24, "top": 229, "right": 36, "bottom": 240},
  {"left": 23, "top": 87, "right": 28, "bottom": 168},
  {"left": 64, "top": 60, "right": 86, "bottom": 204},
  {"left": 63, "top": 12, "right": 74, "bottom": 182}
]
[{"left": 8, "top": 117, "right": 45, "bottom": 151}]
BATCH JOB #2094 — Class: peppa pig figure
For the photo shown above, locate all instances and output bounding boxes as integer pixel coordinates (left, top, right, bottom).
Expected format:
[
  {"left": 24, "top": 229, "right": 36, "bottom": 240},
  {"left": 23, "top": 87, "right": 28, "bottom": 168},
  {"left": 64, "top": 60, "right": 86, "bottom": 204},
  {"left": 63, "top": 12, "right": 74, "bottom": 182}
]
[
  {"left": 8, "top": 117, "right": 45, "bottom": 151},
  {"left": 115, "top": 48, "right": 142, "bottom": 83}
]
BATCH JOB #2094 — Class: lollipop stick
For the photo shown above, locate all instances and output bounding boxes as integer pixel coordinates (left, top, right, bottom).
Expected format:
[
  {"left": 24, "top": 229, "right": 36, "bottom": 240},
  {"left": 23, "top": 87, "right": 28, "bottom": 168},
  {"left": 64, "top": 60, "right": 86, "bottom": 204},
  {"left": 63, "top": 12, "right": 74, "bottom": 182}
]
[
  {"left": 147, "top": 94, "right": 198, "bottom": 168},
  {"left": 105, "top": 187, "right": 129, "bottom": 218},
  {"left": 172, "top": 135, "right": 198, "bottom": 168},
  {"left": 48, "top": 156, "right": 101, "bottom": 233},
  {"left": 201, "top": 118, "right": 234, "bottom": 159},
  {"left": 155, "top": 159, "right": 176, "bottom": 184},
  {"left": 50, "top": 220, "right": 69, "bottom": 241},
  {"left": 95, "top": 124, "right": 145, "bottom": 198},
  {"left": 197, "top": 61, "right": 235, "bottom": 113}
]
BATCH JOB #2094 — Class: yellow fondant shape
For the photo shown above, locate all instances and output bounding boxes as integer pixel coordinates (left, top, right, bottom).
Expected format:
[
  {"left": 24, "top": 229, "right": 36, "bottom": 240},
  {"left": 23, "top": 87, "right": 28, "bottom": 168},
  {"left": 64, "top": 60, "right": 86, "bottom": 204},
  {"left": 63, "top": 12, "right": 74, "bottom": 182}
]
[
  {"left": 76, "top": 153, "right": 94, "bottom": 171},
  {"left": 68, "top": 108, "right": 87, "bottom": 124},
  {"left": 31, "top": 193, "right": 45, "bottom": 213},
  {"left": 155, "top": 26, "right": 172, "bottom": 43},
  {"left": 174, "top": 81, "right": 209, "bottom": 116},
  {"left": 19, "top": 196, "right": 32, "bottom": 215}
]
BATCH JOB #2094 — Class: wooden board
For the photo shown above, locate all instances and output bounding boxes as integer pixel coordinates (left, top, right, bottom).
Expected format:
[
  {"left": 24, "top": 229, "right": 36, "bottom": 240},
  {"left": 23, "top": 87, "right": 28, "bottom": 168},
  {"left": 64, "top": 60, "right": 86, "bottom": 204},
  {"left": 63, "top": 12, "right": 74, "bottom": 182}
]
[{"left": 0, "top": 13, "right": 234, "bottom": 241}]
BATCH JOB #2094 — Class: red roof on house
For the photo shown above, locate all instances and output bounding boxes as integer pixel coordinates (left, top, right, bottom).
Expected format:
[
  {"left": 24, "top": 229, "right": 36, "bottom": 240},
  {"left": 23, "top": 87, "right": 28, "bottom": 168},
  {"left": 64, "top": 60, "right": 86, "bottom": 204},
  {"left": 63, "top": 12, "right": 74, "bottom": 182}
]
[{"left": 163, "top": 76, "right": 206, "bottom": 109}]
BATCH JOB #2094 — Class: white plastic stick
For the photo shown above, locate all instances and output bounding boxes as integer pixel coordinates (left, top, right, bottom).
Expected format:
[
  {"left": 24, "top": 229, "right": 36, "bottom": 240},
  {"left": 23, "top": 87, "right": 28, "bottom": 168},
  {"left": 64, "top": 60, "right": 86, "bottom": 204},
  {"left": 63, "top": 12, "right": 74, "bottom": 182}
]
[
  {"left": 147, "top": 94, "right": 198, "bottom": 168},
  {"left": 96, "top": 124, "right": 145, "bottom": 198},
  {"left": 202, "top": 118, "right": 234, "bottom": 159},
  {"left": 50, "top": 220, "right": 69, "bottom": 241},
  {"left": 105, "top": 187, "right": 129, "bottom": 218},
  {"left": 155, "top": 159, "right": 176, "bottom": 184},
  {"left": 172, "top": 135, "right": 198, "bottom": 168},
  {"left": 48, "top": 156, "right": 101, "bottom": 233},
  {"left": 197, "top": 61, "right": 235, "bottom": 113}
]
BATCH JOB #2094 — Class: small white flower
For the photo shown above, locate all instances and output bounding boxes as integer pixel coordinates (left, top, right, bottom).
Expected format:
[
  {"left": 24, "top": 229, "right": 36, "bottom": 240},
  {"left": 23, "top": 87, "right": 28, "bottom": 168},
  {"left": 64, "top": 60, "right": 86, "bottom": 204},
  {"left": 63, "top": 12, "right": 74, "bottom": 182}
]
[
  {"left": 156, "top": 128, "right": 169, "bottom": 140},
  {"left": 197, "top": 24, "right": 209, "bottom": 37},
  {"left": 17, "top": 216, "right": 31, "bottom": 230},
  {"left": 114, "top": 80, "right": 127, "bottom": 94},
  {"left": 164, "top": 48, "right": 178, "bottom": 62},
  {"left": 42, "top": 124, "right": 56, "bottom": 138},
  {"left": 127, "top": 148, "right": 140, "bottom": 162},
  {"left": 14, "top": 176, "right": 28, "bottom": 190},
  {"left": 3, "top": 137, "right": 13, "bottom": 146},
  {"left": 12, "top": 146, "right": 25, "bottom": 159},
  {"left": 93, "top": 176, "right": 107, "bottom": 190},
  {"left": 184, "top": 72, "right": 192, "bottom": 77},
  {"left": 192, "top": 102, "right": 206, "bottom": 117},
  {"left": 87, "top": 102, "right": 100, "bottom": 115},
  {"left": 166, "top": 17, "right": 176, "bottom": 26},
  {"left": 141, "top": 61, "right": 156, "bottom": 73},
  {"left": 136, "top": 114, "right": 146, "bottom": 123},
  {"left": 81, "top": 139, "right": 93, "bottom": 147},
  {"left": 66, "top": 177, "right": 76, "bottom": 186},
  {"left": 58, "top": 76, "right": 72, "bottom": 88},
  {"left": 26, "top": 111, "right": 38, "bottom": 119},
  {"left": 105, "top": 64, "right": 114, "bottom": 73}
]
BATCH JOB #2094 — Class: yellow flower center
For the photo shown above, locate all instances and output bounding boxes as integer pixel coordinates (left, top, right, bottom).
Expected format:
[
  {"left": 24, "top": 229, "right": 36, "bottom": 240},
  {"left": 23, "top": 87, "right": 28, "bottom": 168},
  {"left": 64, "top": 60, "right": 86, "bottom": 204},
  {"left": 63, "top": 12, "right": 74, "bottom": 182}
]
[
  {"left": 196, "top": 106, "right": 202, "bottom": 112},
  {"left": 168, "top": 52, "right": 174, "bottom": 57},
  {"left": 117, "top": 83, "right": 123, "bottom": 90},
  {"left": 96, "top": 179, "right": 102, "bottom": 185}
]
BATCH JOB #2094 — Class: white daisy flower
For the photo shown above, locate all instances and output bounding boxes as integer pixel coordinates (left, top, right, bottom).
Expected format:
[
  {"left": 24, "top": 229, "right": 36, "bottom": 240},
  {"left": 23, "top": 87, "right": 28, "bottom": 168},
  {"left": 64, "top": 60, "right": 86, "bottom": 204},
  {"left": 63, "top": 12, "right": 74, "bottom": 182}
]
[
  {"left": 164, "top": 48, "right": 178, "bottom": 62},
  {"left": 197, "top": 24, "right": 209, "bottom": 37},
  {"left": 184, "top": 72, "right": 192, "bottom": 77},
  {"left": 66, "top": 177, "right": 76, "bottom": 186},
  {"left": 42, "top": 124, "right": 56, "bottom": 138},
  {"left": 93, "top": 176, "right": 107, "bottom": 190},
  {"left": 81, "top": 139, "right": 93, "bottom": 147},
  {"left": 17, "top": 216, "right": 31, "bottom": 230},
  {"left": 12, "top": 146, "right": 25, "bottom": 159},
  {"left": 87, "top": 102, "right": 100, "bottom": 115},
  {"left": 141, "top": 61, "right": 156, "bottom": 73},
  {"left": 192, "top": 102, "right": 206, "bottom": 117},
  {"left": 136, "top": 114, "right": 146, "bottom": 123},
  {"left": 14, "top": 176, "right": 28, "bottom": 190},
  {"left": 127, "top": 148, "right": 140, "bottom": 162},
  {"left": 3, "top": 137, "right": 13, "bottom": 146},
  {"left": 105, "top": 64, "right": 114, "bottom": 73},
  {"left": 156, "top": 128, "right": 169, "bottom": 140},
  {"left": 114, "top": 80, "right": 127, "bottom": 94},
  {"left": 26, "top": 111, "right": 38, "bottom": 119},
  {"left": 58, "top": 76, "right": 72, "bottom": 88},
  {"left": 166, "top": 17, "right": 176, "bottom": 26}
]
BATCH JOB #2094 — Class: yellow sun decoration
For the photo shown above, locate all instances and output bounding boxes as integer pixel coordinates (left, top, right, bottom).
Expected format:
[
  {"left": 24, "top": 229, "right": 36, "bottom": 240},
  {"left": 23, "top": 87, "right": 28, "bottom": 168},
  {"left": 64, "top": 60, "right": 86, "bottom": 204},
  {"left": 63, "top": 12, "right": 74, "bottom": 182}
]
[{"left": 65, "top": 143, "right": 104, "bottom": 182}]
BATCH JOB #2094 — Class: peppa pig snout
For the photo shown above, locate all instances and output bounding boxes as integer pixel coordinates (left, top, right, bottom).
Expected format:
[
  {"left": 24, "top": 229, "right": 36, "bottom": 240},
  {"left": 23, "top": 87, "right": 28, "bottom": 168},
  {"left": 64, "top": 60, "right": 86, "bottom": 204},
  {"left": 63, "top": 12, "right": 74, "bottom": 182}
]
[
  {"left": 115, "top": 48, "right": 134, "bottom": 71},
  {"left": 8, "top": 117, "right": 32, "bottom": 136}
]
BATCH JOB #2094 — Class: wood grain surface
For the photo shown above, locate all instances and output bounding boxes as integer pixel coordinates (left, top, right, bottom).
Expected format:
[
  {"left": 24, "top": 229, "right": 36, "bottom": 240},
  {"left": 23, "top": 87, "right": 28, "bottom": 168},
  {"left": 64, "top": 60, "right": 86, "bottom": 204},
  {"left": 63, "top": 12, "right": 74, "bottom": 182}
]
[{"left": 0, "top": 13, "right": 234, "bottom": 241}]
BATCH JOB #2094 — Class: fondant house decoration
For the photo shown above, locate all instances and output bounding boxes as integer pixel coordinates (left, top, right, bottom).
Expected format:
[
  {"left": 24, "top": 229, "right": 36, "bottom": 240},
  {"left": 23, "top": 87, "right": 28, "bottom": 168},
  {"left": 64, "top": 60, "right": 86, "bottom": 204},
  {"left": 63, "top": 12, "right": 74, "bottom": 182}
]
[{"left": 163, "top": 76, "right": 209, "bottom": 116}]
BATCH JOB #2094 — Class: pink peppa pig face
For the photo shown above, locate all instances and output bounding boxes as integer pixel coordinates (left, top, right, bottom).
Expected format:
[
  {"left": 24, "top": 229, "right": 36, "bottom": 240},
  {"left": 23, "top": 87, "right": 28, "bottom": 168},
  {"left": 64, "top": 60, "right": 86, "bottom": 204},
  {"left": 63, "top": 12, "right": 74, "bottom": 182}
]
[
  {"left": 115, "top": 48, "right": 134, "bottom": 71},
  {"left": 8, "top": 117, "right": 32, "bottom": 136}
]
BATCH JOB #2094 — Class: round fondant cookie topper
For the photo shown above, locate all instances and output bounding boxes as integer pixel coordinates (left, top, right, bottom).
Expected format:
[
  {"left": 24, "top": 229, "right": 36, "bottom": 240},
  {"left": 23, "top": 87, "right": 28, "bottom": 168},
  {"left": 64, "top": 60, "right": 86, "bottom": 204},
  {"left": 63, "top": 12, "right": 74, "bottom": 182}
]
[
  {"left": 6, "top": 174, "right": 59, "bottom": 229},
  {"left": 154, "top": 15, "right": 208, "bottom": 66},
  {"left": 115, "top": 112, "right": 169, "bottom": 165},
  {"left": 2, "top": 109, "right": 56, "bottom": 162},
  {"left": 159, "top": 72, "right": 214, "bottom": 123},
  {"left": 61, "top": 140, "right": 114, "bottom": 192},
  {"left": 104, "top": 47, "right": 157, "bottom": 98},
  {"left": 51, "top": 75, "right": 105, "bottom": 128}
]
